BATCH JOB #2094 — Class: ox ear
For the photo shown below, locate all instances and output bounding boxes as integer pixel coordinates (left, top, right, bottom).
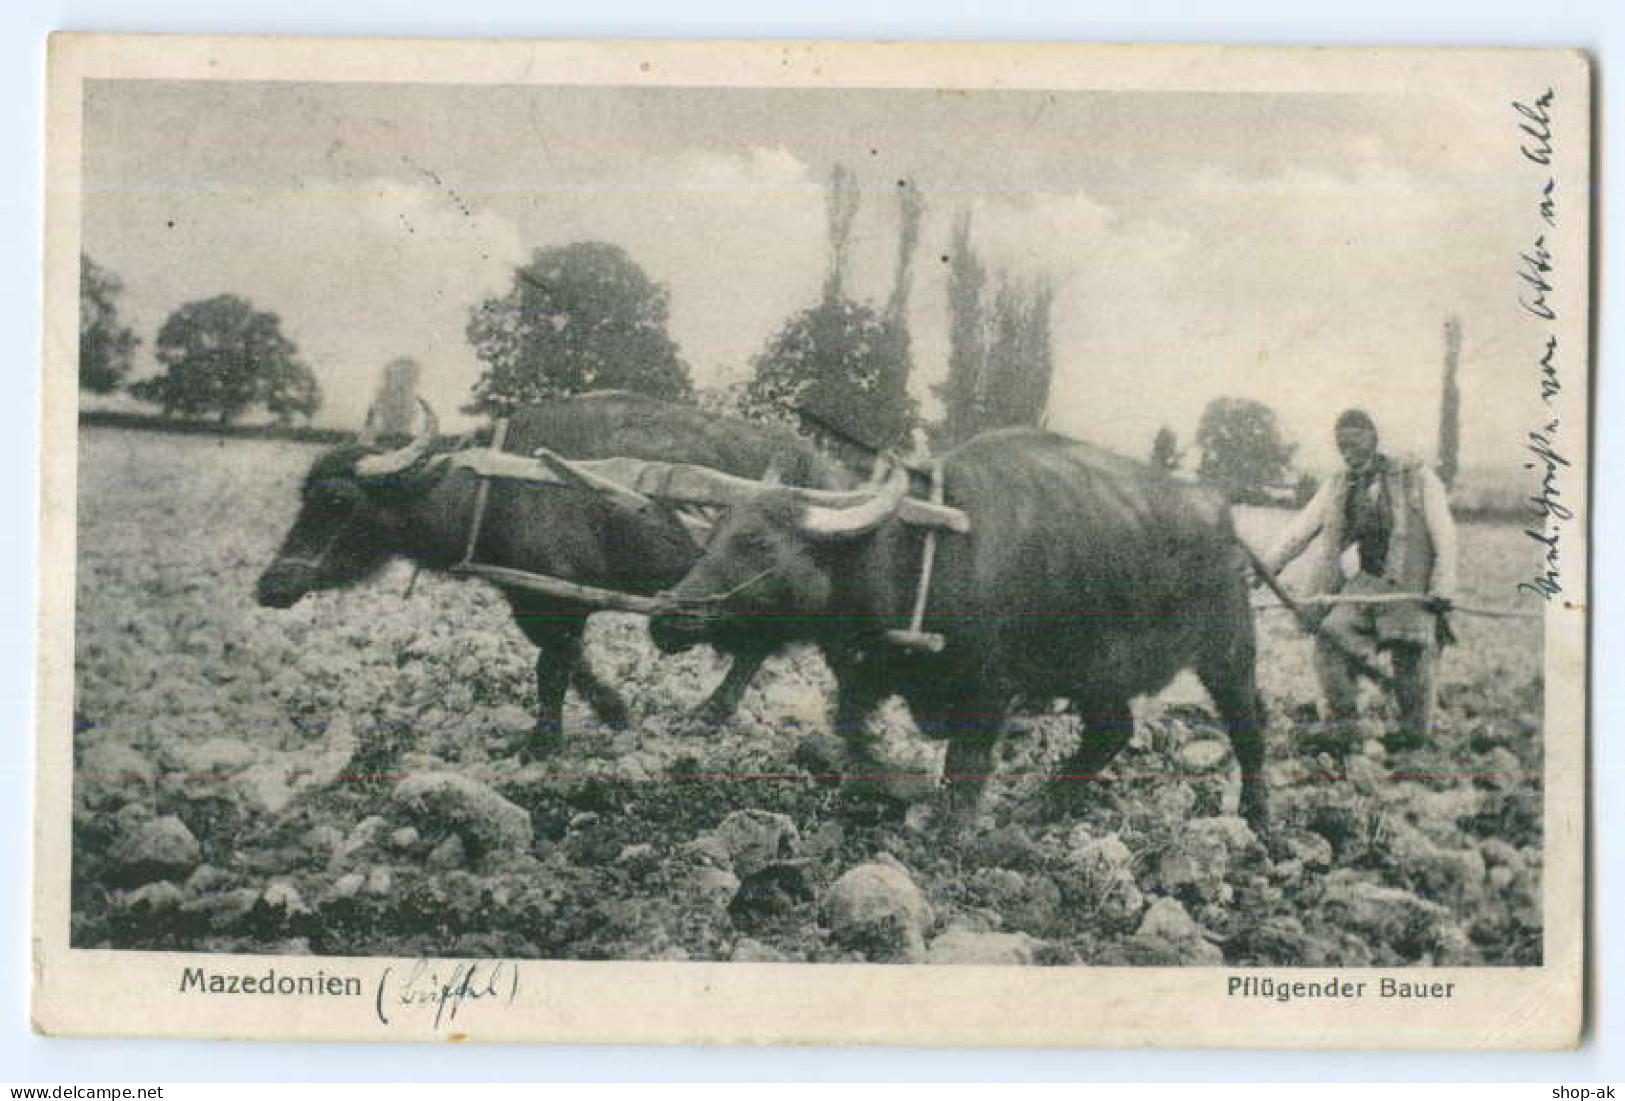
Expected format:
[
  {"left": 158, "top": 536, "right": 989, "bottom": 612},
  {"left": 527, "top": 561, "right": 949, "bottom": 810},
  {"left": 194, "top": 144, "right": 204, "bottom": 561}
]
[
  {"left": 355, "top": 399, "right": 440, "bottom": 480},
  {"left": 799, "top": 456, "right": 909, "bottom": 540}
]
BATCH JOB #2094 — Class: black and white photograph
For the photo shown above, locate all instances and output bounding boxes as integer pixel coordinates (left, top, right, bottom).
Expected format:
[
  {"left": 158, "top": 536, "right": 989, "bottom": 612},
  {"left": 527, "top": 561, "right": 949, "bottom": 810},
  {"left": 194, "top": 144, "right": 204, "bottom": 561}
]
[{"left": 34, "top": 36, "right": 1588, "bottom": 1047}]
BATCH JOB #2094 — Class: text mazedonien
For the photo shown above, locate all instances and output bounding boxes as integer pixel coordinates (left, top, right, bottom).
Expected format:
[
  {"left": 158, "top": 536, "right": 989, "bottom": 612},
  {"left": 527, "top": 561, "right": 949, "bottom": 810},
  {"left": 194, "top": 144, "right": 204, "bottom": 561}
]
[{"left": 179, "top": 966, "right": 362, "bottom": 996}]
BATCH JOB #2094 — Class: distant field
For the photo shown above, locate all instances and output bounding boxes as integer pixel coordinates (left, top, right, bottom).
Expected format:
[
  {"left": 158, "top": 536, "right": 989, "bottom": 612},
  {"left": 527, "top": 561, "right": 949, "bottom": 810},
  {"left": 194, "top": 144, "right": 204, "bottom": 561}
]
[{"left": 70, "top": 426, "right": 1546, "bottom": 966}]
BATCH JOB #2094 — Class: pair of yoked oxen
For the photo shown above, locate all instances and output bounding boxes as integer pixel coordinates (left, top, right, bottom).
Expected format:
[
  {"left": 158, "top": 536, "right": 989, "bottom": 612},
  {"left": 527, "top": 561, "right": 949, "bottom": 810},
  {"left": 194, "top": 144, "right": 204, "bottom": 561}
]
[{"left": 257, "top": 391, "right": 1268, "bottom": 831}]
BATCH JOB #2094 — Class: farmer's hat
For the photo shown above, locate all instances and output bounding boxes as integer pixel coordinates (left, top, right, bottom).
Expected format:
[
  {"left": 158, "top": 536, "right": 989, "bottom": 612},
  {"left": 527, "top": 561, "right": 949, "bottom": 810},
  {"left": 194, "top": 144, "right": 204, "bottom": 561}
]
[{"left": 1334, "top": 408, "right": 1378, "bottom": 438}]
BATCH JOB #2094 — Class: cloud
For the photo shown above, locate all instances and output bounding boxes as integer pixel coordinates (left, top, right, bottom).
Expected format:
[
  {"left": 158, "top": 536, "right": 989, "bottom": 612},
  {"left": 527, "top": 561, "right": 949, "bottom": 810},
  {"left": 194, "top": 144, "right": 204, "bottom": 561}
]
[
  {"left": 85, "top": 178, "right": 526, "bottom": 430},
  {"left": 494, "top": 145, "right": 830, "bottom": 386}
]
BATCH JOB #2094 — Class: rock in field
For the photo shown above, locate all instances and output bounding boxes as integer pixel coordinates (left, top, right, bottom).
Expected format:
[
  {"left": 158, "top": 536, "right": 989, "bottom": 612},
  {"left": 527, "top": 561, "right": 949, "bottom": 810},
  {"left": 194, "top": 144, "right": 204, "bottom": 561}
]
[
  {"left": 1067, "top": 830, "right": 1146, "bottom": 932},
  {"left": 328, "top": 872, "right": 366, "bottom": 901},
  {"left": 262, "top": 880, "right": 310, "bottom": 917},
  {"left": 426, "top": 834, "right": 468, "bottom": 870},
  {"left": 390, "top": 772, "right": 532, "bottom": 855},
  {"left": 925, "top": 929, "right": 1042, "bottom": 966},
  {"left": 1316, "top": 874, "right": 1468, "bottom": 963},
  {"left": 76, "top": 743, "right": 155, "bottom": 811},
  {"left": 116, "top": 881, "right": 187, "bottom": 914},
  {"left": 822, "top": 860, "right": 933, "bottom": 962},
  {"left": 710, "top": 809, "right": 800, "bottom": 877},
  {"left": 729, "top": 862, "right": 815, "bottom": 931},
  {"left": 108, "top": 815, "right": 201, "bottom": 886},
  {"left": 1136, "top": 897, "right": 1202, "bottom": 941},
  {"left": 1109, "top": 897, "right": 1225, "bottom": 966},
  {"left": 1176, "top": 739, "right": 1230, "bottom": 774},
  {"left": 692, "top": 867, "right": 741, "bottom": 907}
]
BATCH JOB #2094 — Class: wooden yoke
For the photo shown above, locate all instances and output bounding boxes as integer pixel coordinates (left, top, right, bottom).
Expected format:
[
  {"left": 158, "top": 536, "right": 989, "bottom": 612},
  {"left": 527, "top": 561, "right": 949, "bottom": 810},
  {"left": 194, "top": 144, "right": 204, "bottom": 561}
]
[
  {"left": 453, "top": 417, "right": 509, "bottom": 571},
  {"left": 439, "top": 433, "right": 969, "bottom": 621},
  {"left": 882, "top": 460, "right": 950, "bottom": 654}
]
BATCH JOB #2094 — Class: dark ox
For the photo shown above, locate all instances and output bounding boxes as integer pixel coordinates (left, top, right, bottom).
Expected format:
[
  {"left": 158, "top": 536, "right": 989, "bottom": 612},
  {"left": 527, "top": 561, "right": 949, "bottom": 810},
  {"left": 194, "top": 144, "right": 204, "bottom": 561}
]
[
  {"left": 256, "top": 391, "right": 845, "bottom": 757},
  {"left": 652, "top": 428, "right": 1269, "bottom": 830}
]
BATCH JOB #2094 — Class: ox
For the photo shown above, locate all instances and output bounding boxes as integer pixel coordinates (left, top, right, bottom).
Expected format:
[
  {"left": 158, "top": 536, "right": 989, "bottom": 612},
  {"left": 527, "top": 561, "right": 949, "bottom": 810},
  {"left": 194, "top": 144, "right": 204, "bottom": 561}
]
[
  {"left": 255, "top": 391, "right": 846, "bottom": 757},
  {"left": 651, "top": 428, "right": 1269, "bottom": 830}
]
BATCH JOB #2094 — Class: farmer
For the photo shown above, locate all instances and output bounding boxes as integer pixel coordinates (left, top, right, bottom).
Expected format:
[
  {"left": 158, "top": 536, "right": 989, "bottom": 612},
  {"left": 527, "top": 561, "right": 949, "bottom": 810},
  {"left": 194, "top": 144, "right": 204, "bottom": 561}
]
[{"left": 1263, "top": 409, "right": 1458, "bottom": 753}]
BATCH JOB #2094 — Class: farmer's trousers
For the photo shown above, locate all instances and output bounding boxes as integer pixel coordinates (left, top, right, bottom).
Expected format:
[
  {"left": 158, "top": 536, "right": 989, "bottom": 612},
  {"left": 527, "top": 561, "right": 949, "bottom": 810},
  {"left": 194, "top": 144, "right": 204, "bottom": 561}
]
[{"left": 1312, "top": 573, "right": 1439, "bottom": 748}]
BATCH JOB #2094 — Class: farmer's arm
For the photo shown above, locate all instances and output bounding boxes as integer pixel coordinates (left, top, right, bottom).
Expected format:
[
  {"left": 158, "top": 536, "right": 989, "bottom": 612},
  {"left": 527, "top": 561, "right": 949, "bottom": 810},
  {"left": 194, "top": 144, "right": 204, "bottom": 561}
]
[
  {"left": 1420, "top": 467, "right": 1458, "bottom": 600},
  {"left": 1264, "top": 479, "right": 1333, "bottom": 575}
]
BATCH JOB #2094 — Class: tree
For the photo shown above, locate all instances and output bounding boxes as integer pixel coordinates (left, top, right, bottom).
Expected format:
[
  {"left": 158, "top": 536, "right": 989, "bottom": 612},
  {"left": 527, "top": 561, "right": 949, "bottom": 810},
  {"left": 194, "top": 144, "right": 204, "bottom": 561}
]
[
  {"left": 79, "top": 254, "right": 139, "bottom": 393},
  {"left": 936, "top": 210, "right": 988, "bottom": 447},
  {"left": 744, "top": 166, "right": 915, "bottom": 451},
  {"left": 262, "top": 356, "right": 323, "bottom": 426},
  {"left": 931, "top": 210, "right": 1055, "bottom": 446},
  {"left": 980, "top": 274, "right": 1055, "bottom": 432},
  {"left": 1150, "top": 426, "right": 1184, "bottom": 473},
  {"left": 1437, "top": 316, "right": 1462, "bottom": 488},
  {"left": 129, "top": 295, "right": 319, "bottom": 424},
  {"left": 823, "top": 164, "right": 862, "bottom": 301},
  {"left": 870, "top": 180, "right": 925, "bottom": 446},
  {"left": 465, "top": 241, "right": 691, "bottom": 416},
  {"left": 1195, "top": 396, "right": 1297, "bottom": 503},
  {"left": 746, "top": 297, "right": 902, "bottom": 451}
]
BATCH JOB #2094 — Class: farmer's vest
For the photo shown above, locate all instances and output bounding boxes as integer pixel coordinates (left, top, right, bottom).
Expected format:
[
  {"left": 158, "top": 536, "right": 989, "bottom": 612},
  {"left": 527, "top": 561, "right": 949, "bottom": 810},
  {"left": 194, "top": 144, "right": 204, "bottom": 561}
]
[{"left": 1313, "top": 456, "right": 1435, "bottom": 595}]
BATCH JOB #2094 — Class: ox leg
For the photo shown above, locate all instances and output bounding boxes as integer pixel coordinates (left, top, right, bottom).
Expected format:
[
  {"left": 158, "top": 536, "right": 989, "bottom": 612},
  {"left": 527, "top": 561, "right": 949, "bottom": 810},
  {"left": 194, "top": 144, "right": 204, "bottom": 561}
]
[
  {"left": 570, "top": 651, "right": 633, "bottom": 735},
  {"left": 1202, "top": 668, "right": 1271, "bottom": 836},
  {"left": 913, "top": 680, "right": 1006, "bottom": 832},
  {"left": 1045, "top": 697, "right": 1136, "bottom": 817},
  {"left": 826, "top": 654, "right": 902, "bottom": 819},
  {"left": 511, "top": 600, "right": 632, "bottom": 756},
  {"left": 525, "top": 627, "right": 581, "bottom": 760},
  {"left": 690, "top": 640, "right": 772, "bottom": 731}
]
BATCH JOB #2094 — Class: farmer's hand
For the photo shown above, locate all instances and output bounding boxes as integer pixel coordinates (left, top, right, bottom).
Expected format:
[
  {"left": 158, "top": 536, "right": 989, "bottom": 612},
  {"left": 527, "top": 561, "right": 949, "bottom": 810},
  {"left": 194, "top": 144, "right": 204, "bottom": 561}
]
[{"left": 1430, "top": 593, "right": 1458, "bottom": 648}]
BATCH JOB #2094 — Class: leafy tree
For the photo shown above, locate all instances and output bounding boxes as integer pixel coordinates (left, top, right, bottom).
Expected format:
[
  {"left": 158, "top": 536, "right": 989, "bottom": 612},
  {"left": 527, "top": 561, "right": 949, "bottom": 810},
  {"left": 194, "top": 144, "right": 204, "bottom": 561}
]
[
  {"left": 744, "top": 167, "right": 915, "bottom": 451},
  {"left": 129, "top": 295, "right": 319, "bottom": 424},
  {"left": 1150, "top": 426, "right": 1184, "bottom": 473},
  {"left": 262, "top": 356, "right": 323, "bottom": 426},
  {"left": 466, "top": 242, "right": 691, "bottom": 416},
  {"left": 79, "top": 254, "right": 139, "bottom": 393},
  {"left": 1437, "top": 316, "right": 1462, "bottom": 488},
  {"left": 1195, "top": 396, "right": 1297, "bottom": 503},
  {"left": 746, "top": 297, "right": 903, "bottom": 451}
]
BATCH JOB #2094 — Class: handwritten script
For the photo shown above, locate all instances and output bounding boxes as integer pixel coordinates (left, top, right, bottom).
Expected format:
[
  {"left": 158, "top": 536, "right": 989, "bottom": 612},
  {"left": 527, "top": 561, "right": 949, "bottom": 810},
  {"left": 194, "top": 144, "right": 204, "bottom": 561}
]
[
  {"left": 375, "top": 959, "right": 521, "bottom": 1028},
  {"left": 1513, "top": 89, "right": 1568, "bottom": 602}
]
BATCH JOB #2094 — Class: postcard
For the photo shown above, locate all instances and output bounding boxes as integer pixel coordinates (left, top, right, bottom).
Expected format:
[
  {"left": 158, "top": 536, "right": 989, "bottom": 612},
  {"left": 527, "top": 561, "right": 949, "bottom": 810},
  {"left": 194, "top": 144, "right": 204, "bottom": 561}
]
[{"left": 35, "top": 35, "right": 1589, "bottom": 1047}]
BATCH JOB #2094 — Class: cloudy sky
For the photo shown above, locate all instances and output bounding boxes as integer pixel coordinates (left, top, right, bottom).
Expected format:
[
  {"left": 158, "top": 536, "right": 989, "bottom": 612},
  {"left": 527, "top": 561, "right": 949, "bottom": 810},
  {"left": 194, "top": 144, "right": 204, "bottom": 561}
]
[{"left": 82, "top": 78, "right": 1536, "bottom": 471}]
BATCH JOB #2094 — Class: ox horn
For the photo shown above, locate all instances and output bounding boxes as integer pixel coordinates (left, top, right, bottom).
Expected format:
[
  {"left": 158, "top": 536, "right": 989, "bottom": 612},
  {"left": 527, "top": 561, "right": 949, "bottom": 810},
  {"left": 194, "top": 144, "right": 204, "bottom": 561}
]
[
  {"left": 355, "top": 398, "right": 440, "bottom": 479},
  {"left": 799, "top": 455, "right": 910, "bottom": 539}
]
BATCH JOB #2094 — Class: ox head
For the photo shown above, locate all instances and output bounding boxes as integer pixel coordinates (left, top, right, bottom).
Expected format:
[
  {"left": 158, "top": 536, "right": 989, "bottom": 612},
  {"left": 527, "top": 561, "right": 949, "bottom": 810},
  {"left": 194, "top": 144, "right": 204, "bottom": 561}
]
[
  {"left": 650, "top": 458, "right": 910, "bottom": 653},
  {"left": 255, "top": 401, "right": 440, "bottom": 609}
]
